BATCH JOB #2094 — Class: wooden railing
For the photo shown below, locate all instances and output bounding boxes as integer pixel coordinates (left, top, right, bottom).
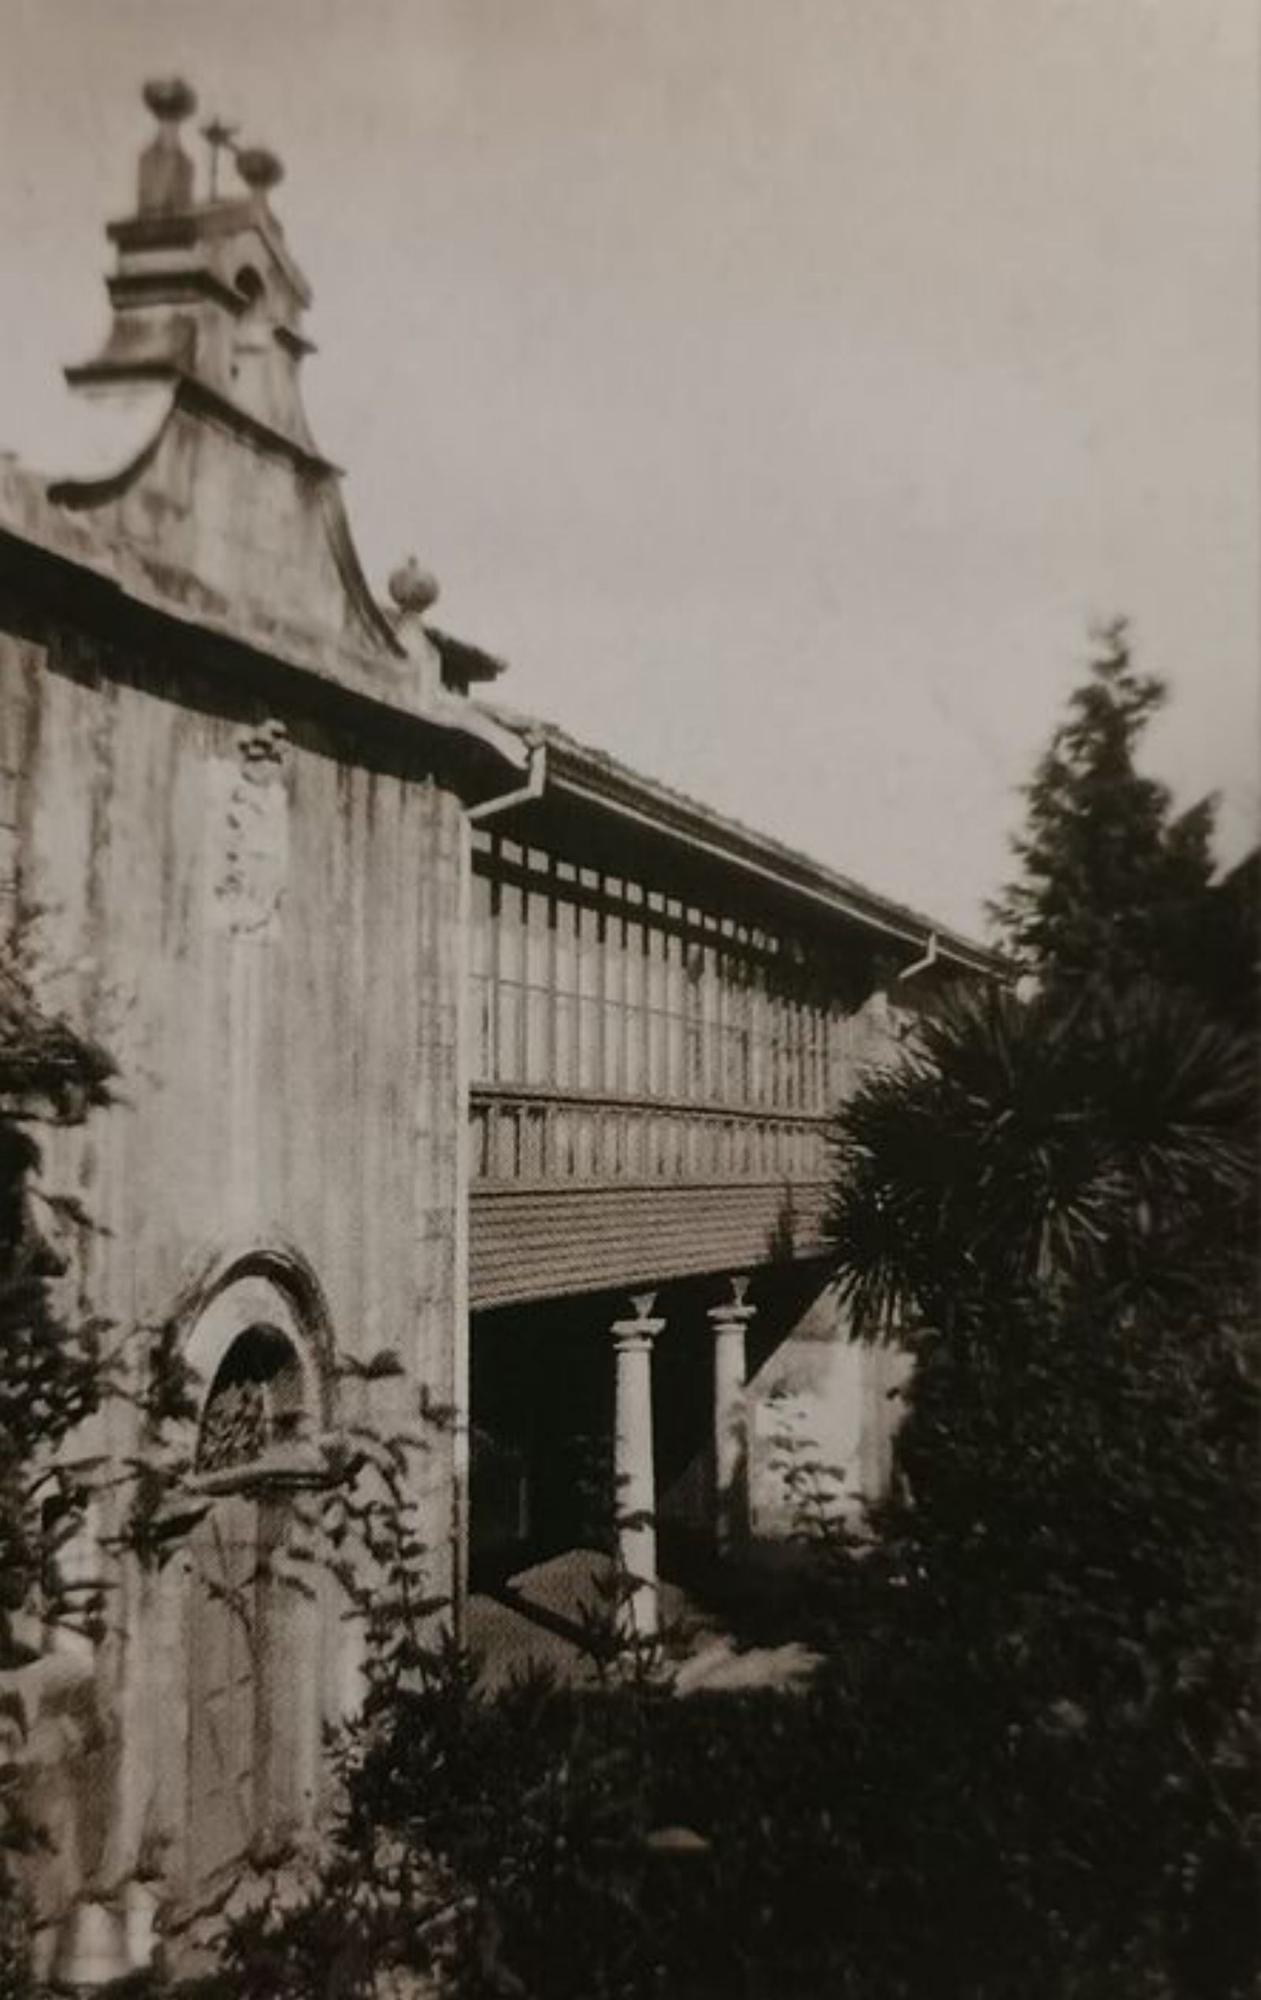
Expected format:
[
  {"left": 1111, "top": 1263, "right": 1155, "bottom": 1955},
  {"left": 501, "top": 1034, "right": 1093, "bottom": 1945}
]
[{"left": 469, "top": 1082, "right": 830, "bottom": 1188}]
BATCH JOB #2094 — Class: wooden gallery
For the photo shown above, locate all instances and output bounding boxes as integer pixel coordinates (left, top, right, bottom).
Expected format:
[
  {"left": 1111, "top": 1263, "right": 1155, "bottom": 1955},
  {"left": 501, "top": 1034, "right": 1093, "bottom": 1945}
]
[{"left": 0, "top": 84, "right": 996, "bottom": 1982}]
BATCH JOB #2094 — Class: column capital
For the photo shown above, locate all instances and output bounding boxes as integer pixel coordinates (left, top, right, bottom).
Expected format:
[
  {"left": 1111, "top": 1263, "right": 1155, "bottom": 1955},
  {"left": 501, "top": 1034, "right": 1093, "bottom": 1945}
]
[
  {"left": 708, "top": 1274, "right": 756, "bottom": 1334},
  {"left": 708, "top": 1303, "right": 755, "bottom": 1333},
  {"left": 611, "top": 1291, "right": 665, "bottom": 1350},
  {"left": 611, "top": 1317, "right": 665, "bottom": 1351}
]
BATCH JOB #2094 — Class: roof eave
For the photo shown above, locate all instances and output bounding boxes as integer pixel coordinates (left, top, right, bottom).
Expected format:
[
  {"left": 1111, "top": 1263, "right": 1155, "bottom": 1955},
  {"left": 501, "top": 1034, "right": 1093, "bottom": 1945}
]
[{"left": 478, "top": 706, "right": 1003, "bottom": 976}]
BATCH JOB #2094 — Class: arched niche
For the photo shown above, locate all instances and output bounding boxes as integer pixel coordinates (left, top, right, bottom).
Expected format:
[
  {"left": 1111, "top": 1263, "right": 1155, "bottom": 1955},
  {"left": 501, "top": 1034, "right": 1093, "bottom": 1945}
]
[
  {"left": 174, "top": 1253, "right": 335, "bottom": 1893},
  {"left": 180, "top": 1251, "right": 333, "bottom": 1456}
]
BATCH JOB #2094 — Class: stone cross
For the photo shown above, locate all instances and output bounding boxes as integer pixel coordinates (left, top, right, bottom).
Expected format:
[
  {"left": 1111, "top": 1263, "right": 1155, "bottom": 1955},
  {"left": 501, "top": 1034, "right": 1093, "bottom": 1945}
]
[{"left": 200, "top": 117, "right": 239, "bottom": 201}]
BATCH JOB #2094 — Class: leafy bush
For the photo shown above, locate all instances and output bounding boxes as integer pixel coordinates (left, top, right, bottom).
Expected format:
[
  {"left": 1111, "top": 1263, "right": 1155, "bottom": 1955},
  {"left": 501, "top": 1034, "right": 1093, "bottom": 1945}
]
[
  {"left": 210, "top": 1637, "right": 865, "bottom": 2000},
  {"left": 0, "top": 960, "right": 114, "bottom": 1996},
  {"left": 837, "top": 1298, "right": 1260, "bottom": 1998}
]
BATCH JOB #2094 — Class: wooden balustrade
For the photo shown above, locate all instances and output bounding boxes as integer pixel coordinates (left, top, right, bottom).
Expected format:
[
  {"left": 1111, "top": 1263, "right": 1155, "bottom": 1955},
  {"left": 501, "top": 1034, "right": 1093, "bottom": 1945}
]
[{"left": 469, "top": 1081, "right": 830, "bottom": 1188}]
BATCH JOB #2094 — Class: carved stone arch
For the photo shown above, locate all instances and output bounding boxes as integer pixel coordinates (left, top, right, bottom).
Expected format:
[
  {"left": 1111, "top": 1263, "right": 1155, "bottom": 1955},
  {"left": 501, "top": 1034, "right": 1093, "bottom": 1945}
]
[{"left": 174, "top": 1242, "right": 337, "bottom": 1445}]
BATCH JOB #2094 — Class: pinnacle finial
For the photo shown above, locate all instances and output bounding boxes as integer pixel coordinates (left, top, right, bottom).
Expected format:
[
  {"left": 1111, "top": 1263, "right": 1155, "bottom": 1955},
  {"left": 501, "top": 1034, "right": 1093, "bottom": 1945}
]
[
  {"left": 142, "top": 77, "right": 197, "bottom": 124},
  {"left": 388, "top": 558, "right": 440, "bottom": 615},
  {"left": 236, "top": 146, "right": 284, "bottom": 197},
  {"left": 138, "top": 78, "right": 197, "bottom": 216}
]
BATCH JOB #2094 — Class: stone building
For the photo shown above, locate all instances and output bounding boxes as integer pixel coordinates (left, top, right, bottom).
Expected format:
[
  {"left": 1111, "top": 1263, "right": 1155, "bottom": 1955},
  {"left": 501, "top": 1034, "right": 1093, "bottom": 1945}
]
[{"left": 0, "top": 85, "right": 997, "bottom": 1982}]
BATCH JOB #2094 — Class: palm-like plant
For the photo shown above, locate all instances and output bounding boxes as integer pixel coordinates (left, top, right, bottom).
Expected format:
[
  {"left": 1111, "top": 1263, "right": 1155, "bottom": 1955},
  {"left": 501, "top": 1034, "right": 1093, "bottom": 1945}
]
[{"left": 826, "top": 979, "right": 1256, "bottom": 1340}]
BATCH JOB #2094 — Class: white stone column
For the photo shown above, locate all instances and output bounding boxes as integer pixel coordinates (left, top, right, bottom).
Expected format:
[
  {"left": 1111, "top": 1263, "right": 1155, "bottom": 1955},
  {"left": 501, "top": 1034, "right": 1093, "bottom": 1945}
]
[
  {"left": 610, "top": 1292, "right": 664, "bottom": 1642},
  {"left": 708, "top": 1275, "right": 755, "bottom": 1554}
]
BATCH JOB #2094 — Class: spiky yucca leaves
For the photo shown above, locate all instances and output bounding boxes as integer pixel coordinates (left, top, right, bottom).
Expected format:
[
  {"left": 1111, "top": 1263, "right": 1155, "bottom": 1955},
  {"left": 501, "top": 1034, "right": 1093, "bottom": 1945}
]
[{"left": 826, "top": 979, "right": 1256, "bottom": 1338}]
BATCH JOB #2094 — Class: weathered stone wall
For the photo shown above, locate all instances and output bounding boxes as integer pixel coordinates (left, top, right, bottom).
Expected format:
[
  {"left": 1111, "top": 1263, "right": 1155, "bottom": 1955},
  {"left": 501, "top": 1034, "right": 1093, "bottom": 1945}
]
[
  {"left": 0, "top": 575, "right": 466, "bottom": 1950},
  {"left": 5, "top": 592, "right": 463, "bottom": 1432}
]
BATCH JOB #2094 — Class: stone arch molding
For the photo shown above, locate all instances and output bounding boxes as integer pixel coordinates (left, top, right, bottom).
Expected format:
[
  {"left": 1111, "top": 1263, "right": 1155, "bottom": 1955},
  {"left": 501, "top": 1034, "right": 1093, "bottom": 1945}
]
[
  {"left": 170, "top": 1247, "right": 335, "bottom": 1906},
  {"left": 174, "top": 1244, "right": 337, "bottom": 1456}
]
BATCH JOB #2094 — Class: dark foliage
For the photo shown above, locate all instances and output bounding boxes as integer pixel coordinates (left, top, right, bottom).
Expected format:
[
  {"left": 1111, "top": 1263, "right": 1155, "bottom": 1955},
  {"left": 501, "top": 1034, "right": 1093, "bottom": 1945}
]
[
  {"left": 819, "top": 647, "right": 1261, "bottom": 1998},
  {"left": 835, "top": 1287, "right": 1261, "bottom": 1998},
  {"left": 0, "top": 962, "right": 114, "bottom": 1121},
  {"left": 0, "top": 964, "right": 115, "bottom": 1995},
  {"left": 826, "top": 979, "right": 1257, "bottom": 1336},
  {"left": 988, "top": 620, "right": 1255, "bottom": 1020},
  {"left": 210, "top": 1636, "right": 866, "bottom": 2000}
]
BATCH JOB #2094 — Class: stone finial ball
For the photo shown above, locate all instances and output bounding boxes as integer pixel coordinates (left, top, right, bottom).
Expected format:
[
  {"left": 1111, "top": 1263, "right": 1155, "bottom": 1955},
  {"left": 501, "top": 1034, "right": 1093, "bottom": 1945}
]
[
  {"left": 236, "top": 146, "right": 285, "bottom": 194},
  {"left": 142, "top": 77, "right": 198, "bottom": 123},
  {"left": 388, "top": 559, "right": 440, "bottom": 614}
]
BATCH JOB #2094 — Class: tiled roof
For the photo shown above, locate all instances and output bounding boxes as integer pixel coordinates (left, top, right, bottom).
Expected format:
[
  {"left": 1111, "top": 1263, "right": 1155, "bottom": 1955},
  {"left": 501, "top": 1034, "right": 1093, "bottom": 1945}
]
[{"left": 470, "top": 1179, "right": 828, "bottom": 1309}]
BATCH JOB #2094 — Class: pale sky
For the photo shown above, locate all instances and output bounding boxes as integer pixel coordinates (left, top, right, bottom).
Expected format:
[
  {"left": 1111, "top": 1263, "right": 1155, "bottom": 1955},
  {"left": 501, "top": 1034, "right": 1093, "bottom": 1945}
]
[{"left": 2, "top": 0, "right": 1257, "bottom": 936}]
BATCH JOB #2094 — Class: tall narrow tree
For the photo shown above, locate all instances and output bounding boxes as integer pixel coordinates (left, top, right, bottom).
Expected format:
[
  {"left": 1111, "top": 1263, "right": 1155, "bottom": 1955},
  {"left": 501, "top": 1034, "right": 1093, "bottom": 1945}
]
[{"left": 989, "top": 620, "right": 1233, "bottom": 1003}]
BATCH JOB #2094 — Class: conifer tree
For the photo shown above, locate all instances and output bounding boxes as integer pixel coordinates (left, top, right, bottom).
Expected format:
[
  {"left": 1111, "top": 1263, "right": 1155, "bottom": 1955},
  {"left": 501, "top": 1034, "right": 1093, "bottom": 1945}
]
[{"left": 990, "top": 619, "right": 1226, "bottom": 1001}]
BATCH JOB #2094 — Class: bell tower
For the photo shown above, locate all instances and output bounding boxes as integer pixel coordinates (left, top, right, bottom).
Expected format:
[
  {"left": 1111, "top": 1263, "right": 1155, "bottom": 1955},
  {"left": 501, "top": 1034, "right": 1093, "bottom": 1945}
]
[
  {"left": 67, "top": 78, "right": 321, "bottom": 462},
  {"left": 40, "top": 77, "right": 421, "bottom": 658}
]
